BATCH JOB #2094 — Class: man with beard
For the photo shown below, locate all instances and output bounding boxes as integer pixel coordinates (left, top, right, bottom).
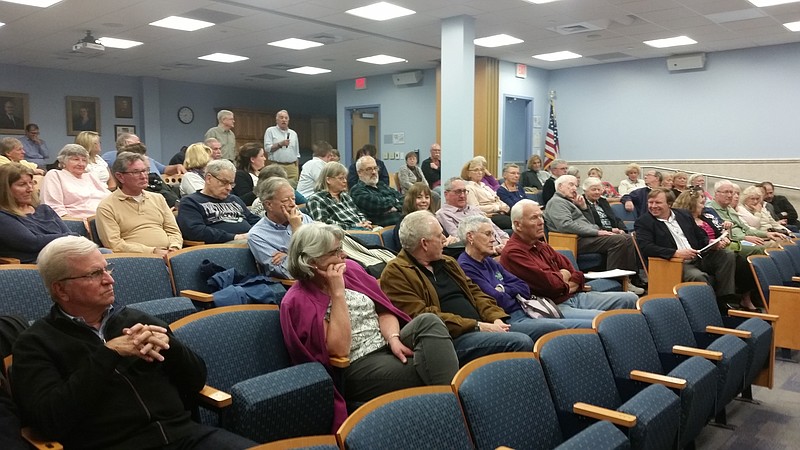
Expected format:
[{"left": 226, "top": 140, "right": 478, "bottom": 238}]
[{"left": 350, "top": 155, "right": 403, "bottom": 226}]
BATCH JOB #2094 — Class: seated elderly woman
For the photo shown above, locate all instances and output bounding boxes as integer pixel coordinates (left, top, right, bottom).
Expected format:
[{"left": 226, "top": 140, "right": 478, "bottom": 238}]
[
  {"left": 617, "top": 162, "right": 644, "bottom": 196},
  {"left": 520, "top": 154, "right": 549, "bottom": 192},
  {"left": 496, "top": 164, "right": 526, "bottom": 208},
  {"left": 587, "top": 166, "right": 619, "bottom": 198},
  {"left": 397, "top": 151, "right": 426, "bottom": 194},
  {"left": 75, "top": 131, "right": 115, "bottom": 190},
  {"left": 0, "top": 163, "right": 74, "bottom": 263},
  {"left": 738, "top": 185, "right": 793, "bottom": 236},
  {"left": 688, "top": 173, "right": 713, "bottom": 202},
  {"left": 0, "top": 137, "right": 44, "bottom": 175},
  {"left": 582, "top": 177, "right": 627, "bottom": 233},
  {"left": 306, "top": 161, "right": 373, "bottom": 230},
  {"left": 249, "top": 164, "right": 307, "bottom": 216},
  {"left": 179, "top": 142, "right": 211, "bottom": 196},
  {"left": 40, "top": 144, "right": 111, "bottom": 218},
  {"left": 280, "top": 222, "right": 459, "bottom": 429},
  {"left": 461, "top": 157, "right": 511, "bottom": 229},
  {"left": 177, "top": 159, "right": 261, "bottom": 244},
  {"left": 456, "top": 215, "right": 592, "bottom": 329},
  {"left": 672, "top": 171, "right": 688, "bottom": 195}
]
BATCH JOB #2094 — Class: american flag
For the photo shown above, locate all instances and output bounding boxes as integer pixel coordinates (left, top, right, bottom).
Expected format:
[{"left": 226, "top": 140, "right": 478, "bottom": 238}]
[{"left": 543, "top": 100, "right": 559, "bottom": 170}]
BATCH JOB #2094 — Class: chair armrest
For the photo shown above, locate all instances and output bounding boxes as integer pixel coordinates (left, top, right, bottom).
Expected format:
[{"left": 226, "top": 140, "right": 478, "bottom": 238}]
[
  {"left": 183, "top": 240, "right": 204, "bottom": 247},
  {"left": 728, "top": 310, "right": 778, "bottom": 322},
  {"left": 793, "top": 276, "right": 800, "bottom": 283},
  {"left": 21, "top": 427, "right": 63, "bottom": 450},
  {"left": 0, "top": 257, "right": 21, "bottom": 264},
  {"left": 705, "top": 325, "right": 751, "bottom": 339},
  {"left": 270, "top": 277, "right": 296, "bottom": 287},
  {"left": 179, "top": 290, "right": 214, "bottom": 303},
  {"left": 672, "top": 345, "right": 723, "bottom": 361},
  {"left": 573, "top": 402, "right": 637, "bottom": 428},
  {"left": 548, "top": 232, "right": 578, "bottom": 255},
  {"left": 630, "top": 370, "right": 687, "bottom": 390},
  {"left": 329, "top": 356, "right": 350, "bottom": 368},
  {"left": 199, "top": 384, "right": 232, "bottom": 408},
  {"left": 582, "top": 285, "right": 592, "bottom": 292}
]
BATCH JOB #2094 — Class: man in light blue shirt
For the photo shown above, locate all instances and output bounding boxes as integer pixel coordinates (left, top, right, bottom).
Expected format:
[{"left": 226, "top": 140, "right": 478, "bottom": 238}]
[{"left": 20, "top": 124, "right": 49, "bottom": 168}]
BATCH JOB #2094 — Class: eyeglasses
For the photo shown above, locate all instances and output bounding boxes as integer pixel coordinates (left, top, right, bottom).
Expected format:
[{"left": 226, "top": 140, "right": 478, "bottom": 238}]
[
  {"left": 360, "top": 166, "right": 379, "bottom": 172},
  {"left": 210, "top": 173, "right": 236, "bottom": 188},
  {"left": 446, "top": 189, "right": 470, "bottom": 195},
  {"left": 121, "top": 169, "right": 149, "bottom": 176},
  {"left": 59, "top": 263, "right": 114, "bottom": 282},
  {"left": 322, "top": 246, "right": 345, "bottom": 257}
]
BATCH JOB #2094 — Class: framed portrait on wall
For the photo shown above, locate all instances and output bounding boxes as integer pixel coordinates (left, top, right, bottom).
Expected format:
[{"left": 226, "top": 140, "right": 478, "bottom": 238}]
[
  {"left": 115, "top": 125, "right": 136, "bottom": 139},
  {"left": 0, "top": 91, "right": 30, "bottom": 134},
  {"left": 66, "top": 96, "right": 100, "bottom": 136},
  {"left": 114, "top": 96, "right": 133, "bottom": 118}
]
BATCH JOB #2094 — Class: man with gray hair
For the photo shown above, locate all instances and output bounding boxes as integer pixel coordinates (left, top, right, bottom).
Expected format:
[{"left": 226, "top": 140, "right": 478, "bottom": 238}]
[
  {"left": 264, "top": 110, "right": 300, "bottom": 185},
  {"left": 204, "top": 137, "right": 223, "bottom": 160},
  {"left": 205, "top": 110, "right": 236, "bottom": 161},
  {"left": 544, "top": 174, "right": 642, "bottom": 293},
  {"left": 350, "top": 155, "right": 403, "bottom": 226},
  {"left": 709, "top": 179, "right": 783, "bottom": 257},
  {"left": 381, "top": 210, "right": 535, "bottom": 365},
  {"left": 96, "top": 152, "right": 182, "bottom": 257},
  {"left": 177, "top": 159, "right": 261, "bottom": 244},
  {"left": 437, "top": 177, "right": 508, "bottom": 251},
  {"left": 11, "top": 236, "right": 256, "bottom": 449},
  {"left": 621, "top": 169, "right": 662, "bottom": 217},
  {"left": 541, "top": 158, "right": 568, "bottom": 206},
  {"left": 248, "top": 177, "right": 313, "bottom": 278}
]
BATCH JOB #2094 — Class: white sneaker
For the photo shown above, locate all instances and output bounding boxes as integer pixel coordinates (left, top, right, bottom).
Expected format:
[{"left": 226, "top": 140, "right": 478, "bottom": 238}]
[{"left": 627, "top": 284, "right": 645, "bottom": 295}]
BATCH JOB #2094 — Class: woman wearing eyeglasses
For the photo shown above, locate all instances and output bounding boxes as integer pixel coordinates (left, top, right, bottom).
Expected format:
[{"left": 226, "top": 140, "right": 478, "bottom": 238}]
[
  {"left": 306, "top": 161, "right": 373, "bottom": 230},
  {"left": 0, "top": 163, "right": 74, "bottom": 263},
  {"left": 280, "top": 222, "right": 458, "bottom": 431},
  {"left": 461, "top": 157, "right": 511, "bottom": 229}
]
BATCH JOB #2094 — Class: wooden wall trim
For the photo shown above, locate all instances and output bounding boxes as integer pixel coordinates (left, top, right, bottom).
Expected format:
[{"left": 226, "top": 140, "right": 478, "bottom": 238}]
[{"left": 474, "top": 57, "right": 499, "bottom": 175}]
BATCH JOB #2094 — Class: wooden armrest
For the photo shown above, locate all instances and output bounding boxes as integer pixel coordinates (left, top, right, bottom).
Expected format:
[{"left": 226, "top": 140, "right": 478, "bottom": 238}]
[
  {"left": 673, "top": 345, "right": 722, "bottom": 361},
  {"left": 630, "top": 370, "right": 687, "bottom": 390},
  {"left": 199, "top": 385, "right": 232, "bottom": 408},
  {"left": 728, "top": 310, "right": 778, "bottom": 322},
  {"left": 0, "top": 256, "right": 21, "bottom": 264},
  {"left": 183, "top": 240, "right": 204, "bottom": 247},
  {"left": 329, "top": 356, "right": 350, "bottom": 368},
  {"left": 573, "top": 402, "right": 637, "bottom": 428},
  {"left": 179, "top": 290, "right": 214, "bottom": 302},
  {"left": 270, "top": 277, "right": 296, "bottom": 287},
  {"left": 792, "top": 276, "right": 800, "bottom": 283},
  {"left": 496, "top": 447, "right": 515, "bottom": 450},
  {"left": 582, "top": 285, "right": 592, "bottom": 292},
  {"left": 21, "top": 427, "right": 63, "bottom": 450},
  {"left": 705, "top": 325, "right": 751, "bottom": 339}
]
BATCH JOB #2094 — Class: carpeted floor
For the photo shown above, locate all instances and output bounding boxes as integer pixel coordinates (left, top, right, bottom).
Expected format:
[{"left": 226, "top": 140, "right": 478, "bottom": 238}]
[{"left": 694, "top": 352, "right": 800, "bottom": 449}]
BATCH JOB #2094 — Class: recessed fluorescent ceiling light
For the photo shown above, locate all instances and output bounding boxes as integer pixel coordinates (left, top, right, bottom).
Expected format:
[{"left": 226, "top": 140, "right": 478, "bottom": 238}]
[
  {"left": 533, "top": 51, "right": 582, "bottom": 61},
  {"left": 268, "top": 38, "right": 324, "bottom": 50},
  {"left": 523, "top": 0, "right": 561, "bottom": 4},
  {"left": 643, "top": 35, "right": 697, "bottom": 48},
  {"left": 357, "top": 54, "right": 407, "bottom": 65},
  {"left": 198, "top": 53, "right": 249, "bottom": 63},
  {"left": 785, "top": 20, "right": 800, "bottom": 31},
  {"left": 287, "top": 66, "right": 331, "bottom": 75},
  {"left": 346, "top": 2, "right": 415, "bottom": 21},
  {"left": 149, "top": 16, "right": 214, "bottom": 32},
  {"left": 0, "top": 22, "right": 4, "bottom": 28},
  {"left": 0, "top": 0, "right": 63, "bottom": 7},
  {"left": 474, "top": 34, "right": 524, "bottom": 48},
  {"left": 98, "top": 37, "right": 143, "bottom": 49},
  {"left": 747, "top": 0, "right": 800, "bottom": 7}
]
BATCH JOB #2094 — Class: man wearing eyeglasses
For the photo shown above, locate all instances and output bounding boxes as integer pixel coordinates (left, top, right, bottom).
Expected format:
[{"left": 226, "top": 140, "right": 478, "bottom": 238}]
[
  {"left": 350, "top": 155, "right": 404, "bottom": 226},
  {"left": 436, "top": 177, "right": 508, "bottom": 253},
  {"left": 11, "top": 236, "right": 256, "bottom": 449},
  {"left": 96, "top": 152, "right": 182, "bottom": 257}
]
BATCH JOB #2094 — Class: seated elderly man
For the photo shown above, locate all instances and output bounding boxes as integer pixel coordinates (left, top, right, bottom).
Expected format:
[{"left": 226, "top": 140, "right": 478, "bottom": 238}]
[
  {"left": 380, "top": 210, "right": 536, "bottom": 365},
  {"left": 436, "top": 177, "right": 508, "bottom": 252},
  {"left": 708, "top": 180, "right": 784, "bottom": 257},
  {"left": 621, "top": 169, "right": 662, "bottom": 217},
  {"left": 544, "top": 175, "right": 642, "bottom": 294},
  {"left": 541, "top": 159, "right": 569, "bottom": 206},
  {"left": 96, "top": 152, "right": 182, "bottom": 257},
  {"left": 248, "top": 177, "right": 313, "bottom": 278},
  {"left": 758, "top": 181, "right": 799, "bottom": 230},
  {"left": 501, "top": 200, "right": 638, "bottom": 320},
  {"left": 177, "top": 159, "right": 260, "bottom": 244},
  {"left": 11, "top": 236, "right": 255, "bottom": 449},
  {"left": 349, "top": 155, "right": 403, "bottom": 226},
  {"left": 583, "top": 177, "right": 628, "bottom": 233}
]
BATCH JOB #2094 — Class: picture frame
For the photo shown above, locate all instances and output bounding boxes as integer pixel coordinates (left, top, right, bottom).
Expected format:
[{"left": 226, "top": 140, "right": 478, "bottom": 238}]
[
  {"left": 114, "top": 96, "right": 133, "bottom": 118},
  {"left": 0, "top": 91, "right": 30, "bottom": 134},
  {"left": 66, "top": 96, "right": 100, "bottom": 136},
  {"left": 115, "top": 125, "right": 136, "bottom": 139}
]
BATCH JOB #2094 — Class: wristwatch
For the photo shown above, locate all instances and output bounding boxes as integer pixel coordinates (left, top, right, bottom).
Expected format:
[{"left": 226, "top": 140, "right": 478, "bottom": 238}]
[{"left": 474, "top": 323, "right": 481, "bottom": 332}]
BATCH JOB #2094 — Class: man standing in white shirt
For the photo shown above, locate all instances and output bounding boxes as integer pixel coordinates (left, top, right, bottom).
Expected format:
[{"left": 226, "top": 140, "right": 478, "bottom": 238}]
[
  {"left": 296, "top": 140, "right": 333, "bottom": 198},
  {"left": 264, "top": 110, "right": 300, "bottom": 186}
]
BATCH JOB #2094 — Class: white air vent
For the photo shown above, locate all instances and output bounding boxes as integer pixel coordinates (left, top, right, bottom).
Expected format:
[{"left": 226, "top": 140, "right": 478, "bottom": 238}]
[{"left": 552, "top": 21, "right": 607, "bottom": 35}]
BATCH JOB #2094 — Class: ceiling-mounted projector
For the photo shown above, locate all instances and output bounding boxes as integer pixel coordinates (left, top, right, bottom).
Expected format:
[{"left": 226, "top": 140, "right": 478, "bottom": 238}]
[{"left": 72, "top": 30, "right": 104, "bottom": 53}]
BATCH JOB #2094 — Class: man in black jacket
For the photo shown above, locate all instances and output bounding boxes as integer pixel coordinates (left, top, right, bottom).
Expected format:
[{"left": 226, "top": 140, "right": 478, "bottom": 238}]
[
  {"left": 11, "top": 236, "right": 255, "bottom": 450},
  {"left": 583, "top": 177, "right": 627, "bottom": 232},
  {"left": 759, "top": 181, "right": 799, "bottom": 230},
  {"left": 634, "top": 188, "right": 736, "bottom": 298}
]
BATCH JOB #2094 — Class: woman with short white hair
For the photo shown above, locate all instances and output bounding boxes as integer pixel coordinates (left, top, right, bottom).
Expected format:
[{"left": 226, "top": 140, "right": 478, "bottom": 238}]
[{"left": 40, "top": 144, "right": 110, "bottom": 218}]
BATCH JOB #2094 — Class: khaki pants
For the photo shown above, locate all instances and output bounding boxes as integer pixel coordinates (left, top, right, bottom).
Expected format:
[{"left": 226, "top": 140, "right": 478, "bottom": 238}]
[{"left": 277, "top": 162, "right": 299, "bottom": 187}]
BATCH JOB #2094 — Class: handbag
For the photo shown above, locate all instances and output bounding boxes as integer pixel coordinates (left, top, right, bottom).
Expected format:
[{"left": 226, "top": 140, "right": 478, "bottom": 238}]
[{"left": 515, "top": 294, "right": 564, "bottom": 319}]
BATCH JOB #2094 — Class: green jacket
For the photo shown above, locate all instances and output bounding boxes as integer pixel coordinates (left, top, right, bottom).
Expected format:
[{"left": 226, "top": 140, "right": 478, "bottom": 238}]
[{"left": 708, "top": 200, "right": 767, "bottom": 242}]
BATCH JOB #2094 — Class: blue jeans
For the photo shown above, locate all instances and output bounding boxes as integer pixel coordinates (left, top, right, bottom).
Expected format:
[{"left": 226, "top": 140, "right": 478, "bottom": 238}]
[
  {"left": 509, "top": 309, "right": 592, "bottom": 330},
  {"left": 452, "top": 329, "right": 533, "bottom": 365}
]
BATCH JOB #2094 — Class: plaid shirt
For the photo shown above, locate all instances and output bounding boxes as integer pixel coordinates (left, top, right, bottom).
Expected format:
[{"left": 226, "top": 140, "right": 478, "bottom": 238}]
[
  {"left": 350, "top": 181, "right": 403, "bottom": 226},
  {"left": 306, "top": 191, "right": 366, "bottom": 229}
]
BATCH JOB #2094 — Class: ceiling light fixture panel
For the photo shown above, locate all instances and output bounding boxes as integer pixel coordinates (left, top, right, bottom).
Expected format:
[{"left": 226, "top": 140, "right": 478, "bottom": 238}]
[
  {"left": 785, "top": 20, "right": 800, "bottom": 31},
  {"left": 643, "top": 35, "right": 697, "bottom": 48},
  {"left": 149, "top": 16, "right": 214, "bottom": 31},
  {"left": 288, "top": 66, "right": 331, "bottom": 75},
  {"left": 747, "top": 0, "right": 800, "bottom": 7},
  {"left": 357, "top": 54, "right": 407, "bottom": 64},
  {"left": 522, "top": 0, "right": 562, "bottom": 4},
  {"left": 268, "top": 38, "right": 324, "bottom": 50},
  {"left": 533, "top": 51, "right": 582, "bottom": 61},
  {"left": 98, "top": 37, "right": 143, "bottom": 49},
  {"left": 346, "top": 2, "right": 415, "bottom": 21},
  {"left": 0, "top": 0, "right": 62, "bottom": 7},
  {"left": 474, "top": 34, "right": 524, "bottom": 48},
  {"left": 198, "top": 53, "right": 249, "bottom": 63}
]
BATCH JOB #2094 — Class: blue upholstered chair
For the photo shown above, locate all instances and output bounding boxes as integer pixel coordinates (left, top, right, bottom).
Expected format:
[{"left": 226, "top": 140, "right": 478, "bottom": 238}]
[
  {"left": 780, "top": 241, "right": 800, "bottom": 275},
  {"left": 545, "top": 225, "right": 604, "bottom": 271},
  {"left": 380, "top": 225, "right": 399, "bottom": 252},
  {"left": 674, "top": 282, "right": 777, "bottom": 391},
  {"left": 453, "top": 352, "right": 630, "bottom": 450},
  {"left": 0, "top": 265, "right": 52, "bottom": 323},
  {"left": 534, "top": 329, "right": 681, "bottom": 450},
  {"left": 346, "top": 229, "right": 383, "bottom": 247},
  {"left": 86, "top": 215, "right": 103, "bottom": 247},
  {"left": 62, "top": 217, "right": 89, "bottom": 238},
  {"left": 171, "top": 305, "right": 335, "bottom": 444},
  {"left": 748, "top": 255, "right": 800, "bottom": 350},
  {"left": 103, "top": 254, "right": 197, "bottom": 323},
  {"left": 248, "top": 435, "right": 338, "bottom": 449},
  {"left": 765, "top": 248, "right": 800, "bottom": 287},
  {"left": 555, "top": 248, "right": 622, "bottom": 292},
  {"left": 611, "top": 202, "right": 637, "bottom": 232},
  {"left": 594, "top": 310, "right": 717, "bottom": 448},
  {"left": 637, "top": 295, "right": 749, "bottom": 426},
  {"left": 336, "top": 386, "right": 473, "bottom": 450}
]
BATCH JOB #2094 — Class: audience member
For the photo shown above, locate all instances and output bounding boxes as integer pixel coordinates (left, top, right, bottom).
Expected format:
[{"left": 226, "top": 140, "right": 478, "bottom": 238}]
[
  {"left": 472, "top": 156, "right": 500, "bottom": 191},
  {"left": 75, "top": 131, "right": 115, "bottom": 190},
  {"left": 20, "top": 123, "right": 49, "bottom": 168},
  {"left": 739, "top": 185, "right": 793, "bottom": 236},
  {"left": 205, "top": 109, "right": 236, "bottom": 161},
  {"left": 347, "top": 145, "right": 389, "bottom": 188},
  {"left": 101, "top": 132, "right": 138, "bottom": 166},
  {"left": 380, "top": 211, "right": 534, "bottom": 365},
  {"left": 96, "top": 152, "right": 182, "bottom": 256},
  {"left": 759, "top": 181, "right": 799, "bottom": 229},
  {"left": 672, "top": 171, "right": 689, "bottom": 196},
  {"left": 688, "top": 173, "right": 712, "bottom": 202},
  {"left": 586, "top": 166, "right": 619, "bottom": 198},
  {"left": 350, "top": 156, "right": 403, "bottom": 226},
  {"left": 206, "top": 137, "right": 223, "bottom": 160},
  {"left": 11, "top": 236, "right": 255, "bottom": 449},
  {"left": 397, "top": 151, "right": 426, "bottom": 194},
  {"left": 708, "top": 180, "right": 783, "bottom": 255},
  {"left": 297, "top": 140, "right": 333, "bottom": 198},
  {"left": 541, "top": 158, "right": 568, "bottom": 206},
  {"left": 0, "top": 137, "right": 44, "bottom": 174},
  {"left": 621, "top": 169, "right": 662, "bottom": 217},
  {"left": 179, "top": 142, "right": 212, "bottom": 196},
  {"left": 306, "top": 161, "right": 372, "bottom": 230},
  {"left": 462, "top": 157, "right": 511, "bottom": 229},
  {"left": 436, "top": 177, "right": 508, "bottom": 250},
  {"left": 168, "top": 145, "right": 188, "bottom": 167},
  {"left": 497, "top": 163, "right": 527, "bottom": 208},
  {"left": 0, "top": 163, "right": 72, "bottom": 263},
  {"left": 421, "top": 143, "right": 441, "bottom": 190},
  {"left": 500, "top": 200, "right": 638, "bottom": 319},
  {"left": 582, "top": 177, "right": 627, "bottom": 233},
  {"left": 520, "top": 154, "right": 548, "bottom": 193},
  {"left": 394, "top": 182, "right": 458, "bottom": 251},
  {"left": 107, "top": 134, "right": 184, "bottom": 176},
  {"left": 232, "top": 142, "right": 266, "bottom": 204},
  {"left": 661, "top": 172, "right": 674, "bottom": 190},
  {"left": 248, "top": 178, "right": 313, "bottom": 278},
  {"left": 617, "top": 162, "right": 645, "bottom": 195},
  {"left": 40, "top": 144, "right": 110, "bottom": 218},
  {"left": 248, "top": 164, "right": 307, "bottom": 216},
  {"left": 329, "top": 148, "right": 340, "bottom": 162},
  {"left": 264, "top": 110, "right": 300, "bottom": 184},
  {"left": 280, "top": 223, "right": 459, "bottom": 430},
  {"left": 178, "top": 159, "right": 259, "bottom": 244}
]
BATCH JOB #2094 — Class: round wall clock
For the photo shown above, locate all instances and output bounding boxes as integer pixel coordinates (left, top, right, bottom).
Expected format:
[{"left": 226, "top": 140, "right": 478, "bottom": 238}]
[{"left": 178, "top": 106, "right": 194, "bottom": 124}]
